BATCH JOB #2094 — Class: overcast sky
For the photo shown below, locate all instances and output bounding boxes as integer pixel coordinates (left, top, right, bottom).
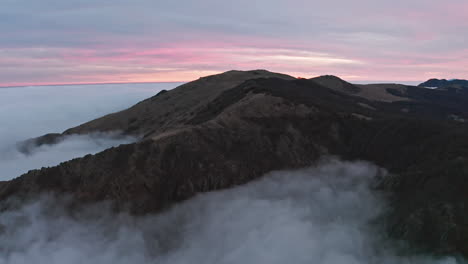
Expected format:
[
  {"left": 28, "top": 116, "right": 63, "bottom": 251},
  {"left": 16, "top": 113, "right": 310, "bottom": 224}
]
[{"left": 1, "top": 0, "right": 467, "bottom": 86}]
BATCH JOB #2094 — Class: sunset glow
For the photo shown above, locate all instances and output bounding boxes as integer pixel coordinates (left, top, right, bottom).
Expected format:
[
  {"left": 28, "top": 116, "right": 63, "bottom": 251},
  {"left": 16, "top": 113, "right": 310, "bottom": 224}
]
[{"left": 1, "top": 0, "right": 467, "bottom": 86}]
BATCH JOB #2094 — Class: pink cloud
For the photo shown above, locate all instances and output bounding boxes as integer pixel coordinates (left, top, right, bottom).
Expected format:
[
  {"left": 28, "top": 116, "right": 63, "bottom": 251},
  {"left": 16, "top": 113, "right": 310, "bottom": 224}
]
[{"left": 1, "top": 28, "right": 467, "bottom": 86}]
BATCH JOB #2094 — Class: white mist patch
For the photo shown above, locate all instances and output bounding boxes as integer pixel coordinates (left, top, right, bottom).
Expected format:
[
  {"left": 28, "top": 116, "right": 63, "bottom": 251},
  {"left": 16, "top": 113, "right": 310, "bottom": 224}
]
[
  {"left": 0, "top": 133, "right": 137, "bottom": 181},
  {"left": 0, "top": 82, "right": 181, "bottom": 180},
  {"left": 0, "top": 160, "right": 460, "bottom": 264}
]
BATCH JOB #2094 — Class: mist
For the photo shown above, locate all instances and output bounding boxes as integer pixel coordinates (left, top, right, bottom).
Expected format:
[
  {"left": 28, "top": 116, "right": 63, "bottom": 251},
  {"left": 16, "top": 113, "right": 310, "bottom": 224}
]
[
  {"left": 0, "top": 133, "right": 137, "bottom": 180},
  {"left": 0, "top": 82, "right": 181, "bottom": 180},
  {"left": 0, "top": 160, "right": 461, "bottom": 264}
]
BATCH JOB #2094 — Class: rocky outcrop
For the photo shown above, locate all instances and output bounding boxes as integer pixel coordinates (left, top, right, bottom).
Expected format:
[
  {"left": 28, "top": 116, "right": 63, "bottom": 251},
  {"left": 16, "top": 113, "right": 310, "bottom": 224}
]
[{"left": 2, "top": 71, "right": 468, "bottom": 257}]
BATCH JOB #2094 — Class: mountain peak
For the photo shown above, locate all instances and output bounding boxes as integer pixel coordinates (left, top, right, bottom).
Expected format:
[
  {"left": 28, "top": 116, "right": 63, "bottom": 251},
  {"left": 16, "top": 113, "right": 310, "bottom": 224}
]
[
  {"left": 59, "top": 69, "right": 294, "bottom": 138},
  {"left": 199, "top": 69, "right": 295, "bottom": 81},
  {"left": 316, "top": 74, "right": 344, "bottom": 80}
]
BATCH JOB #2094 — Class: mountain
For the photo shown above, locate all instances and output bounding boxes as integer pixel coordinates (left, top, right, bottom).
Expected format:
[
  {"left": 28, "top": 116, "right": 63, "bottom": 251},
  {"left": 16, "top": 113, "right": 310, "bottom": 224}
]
[
  {"left": 2, "top": 70, "right": 468, "bottom": 257},
  {"left": 354, "top": 83, "right": 410, "bottom": 102},
  {"left": 311, "top": 75, "right": 410, "bottom": 102},
  {"left": 17, "top": 70, "right": 294, "bottom": 152},
  {"left": 64, "top": 70, "right": 295, "bottom": 137},
  {"left": 419, "top": 78, "right": 468, "bottom": 89},
  {"left": 310, "top": 75, "right": 361, "bottom": 94}
]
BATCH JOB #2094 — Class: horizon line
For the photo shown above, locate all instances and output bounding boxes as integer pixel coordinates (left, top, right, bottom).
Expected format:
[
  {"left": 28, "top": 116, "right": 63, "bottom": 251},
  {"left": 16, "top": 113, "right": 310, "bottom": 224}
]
[
  {"left": 0, "top": 81, "right": 186, "bottom": 89},
  {"left": 0, "top": 77, "right": 429, "bottom": 89}
]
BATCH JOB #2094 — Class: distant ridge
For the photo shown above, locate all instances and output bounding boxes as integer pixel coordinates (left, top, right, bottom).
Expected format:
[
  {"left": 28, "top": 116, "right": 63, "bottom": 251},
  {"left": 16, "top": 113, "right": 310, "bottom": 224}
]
[{"left": 419, "top": 78, "right": 468, "bottom": 89}]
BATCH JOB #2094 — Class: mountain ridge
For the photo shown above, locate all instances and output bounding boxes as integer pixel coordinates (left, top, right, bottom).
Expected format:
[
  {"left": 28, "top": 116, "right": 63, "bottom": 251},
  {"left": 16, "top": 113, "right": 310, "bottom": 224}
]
[
  {"left": 419, "top": 78, "right": 468, "bottom": 89},
  {"left": 2, "top": 70, "right": 468, "bottom": 257}
]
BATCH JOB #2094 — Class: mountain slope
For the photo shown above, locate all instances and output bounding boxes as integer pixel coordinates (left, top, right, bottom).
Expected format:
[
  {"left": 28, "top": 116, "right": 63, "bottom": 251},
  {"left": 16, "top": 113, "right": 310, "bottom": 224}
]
[
  {"left": 354, "top": 83, "right": 410, "bottom": 102},
  {"left": 310, "top": 75, "right": 410, "bottom": 102},
  {"left": 18, "top": 70, "right": 294, "bottom": 152},
  {"left": 310, "top": 75, "right": 361, "bottom": 94},
  {"left": 63, "top": 70, "right": 295, "bottom": 138},
  {"left": 2, "top": 71, "right": 468, "bottom": 257}
]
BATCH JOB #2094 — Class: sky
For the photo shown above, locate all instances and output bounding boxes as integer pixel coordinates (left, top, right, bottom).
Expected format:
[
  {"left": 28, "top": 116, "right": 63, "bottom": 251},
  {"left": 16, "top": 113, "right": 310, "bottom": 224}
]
[{"left": 1, "top": 0, "right": 467, "bottom": 86}]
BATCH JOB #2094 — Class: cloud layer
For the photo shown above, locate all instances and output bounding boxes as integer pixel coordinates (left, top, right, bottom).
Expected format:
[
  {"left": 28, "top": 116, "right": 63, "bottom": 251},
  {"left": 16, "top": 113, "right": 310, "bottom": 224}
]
[
  {"left": 1, "top": 0, "right": 467, "bottom": 85},
  {"left": 0, "top": 82, "right": 180, "bottom": 180},
  {"left": 0, "top": 160, "right": 460, "bottom": 263}
]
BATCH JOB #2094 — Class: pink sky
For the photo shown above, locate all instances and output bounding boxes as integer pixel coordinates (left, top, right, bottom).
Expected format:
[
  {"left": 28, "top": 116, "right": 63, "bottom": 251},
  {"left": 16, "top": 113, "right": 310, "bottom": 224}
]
[{"left": 1, "top": 0, "right": 467, "bottom": 87}]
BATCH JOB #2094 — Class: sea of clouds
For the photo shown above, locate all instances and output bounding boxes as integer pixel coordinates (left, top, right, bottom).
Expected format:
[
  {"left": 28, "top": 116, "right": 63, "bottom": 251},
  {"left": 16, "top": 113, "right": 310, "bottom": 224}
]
[
  {"left": 0, "top": 159, "right": 461, "bottom": 264},
  {"left": 0, "top": 82, "right": 181, "bottom": 180}
]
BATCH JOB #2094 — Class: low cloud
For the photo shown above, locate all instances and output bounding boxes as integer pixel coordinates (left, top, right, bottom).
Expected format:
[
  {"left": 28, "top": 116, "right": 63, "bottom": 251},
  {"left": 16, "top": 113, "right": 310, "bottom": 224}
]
[{"left": 0, "top": 160, "right": 460, "bottom": 263}]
